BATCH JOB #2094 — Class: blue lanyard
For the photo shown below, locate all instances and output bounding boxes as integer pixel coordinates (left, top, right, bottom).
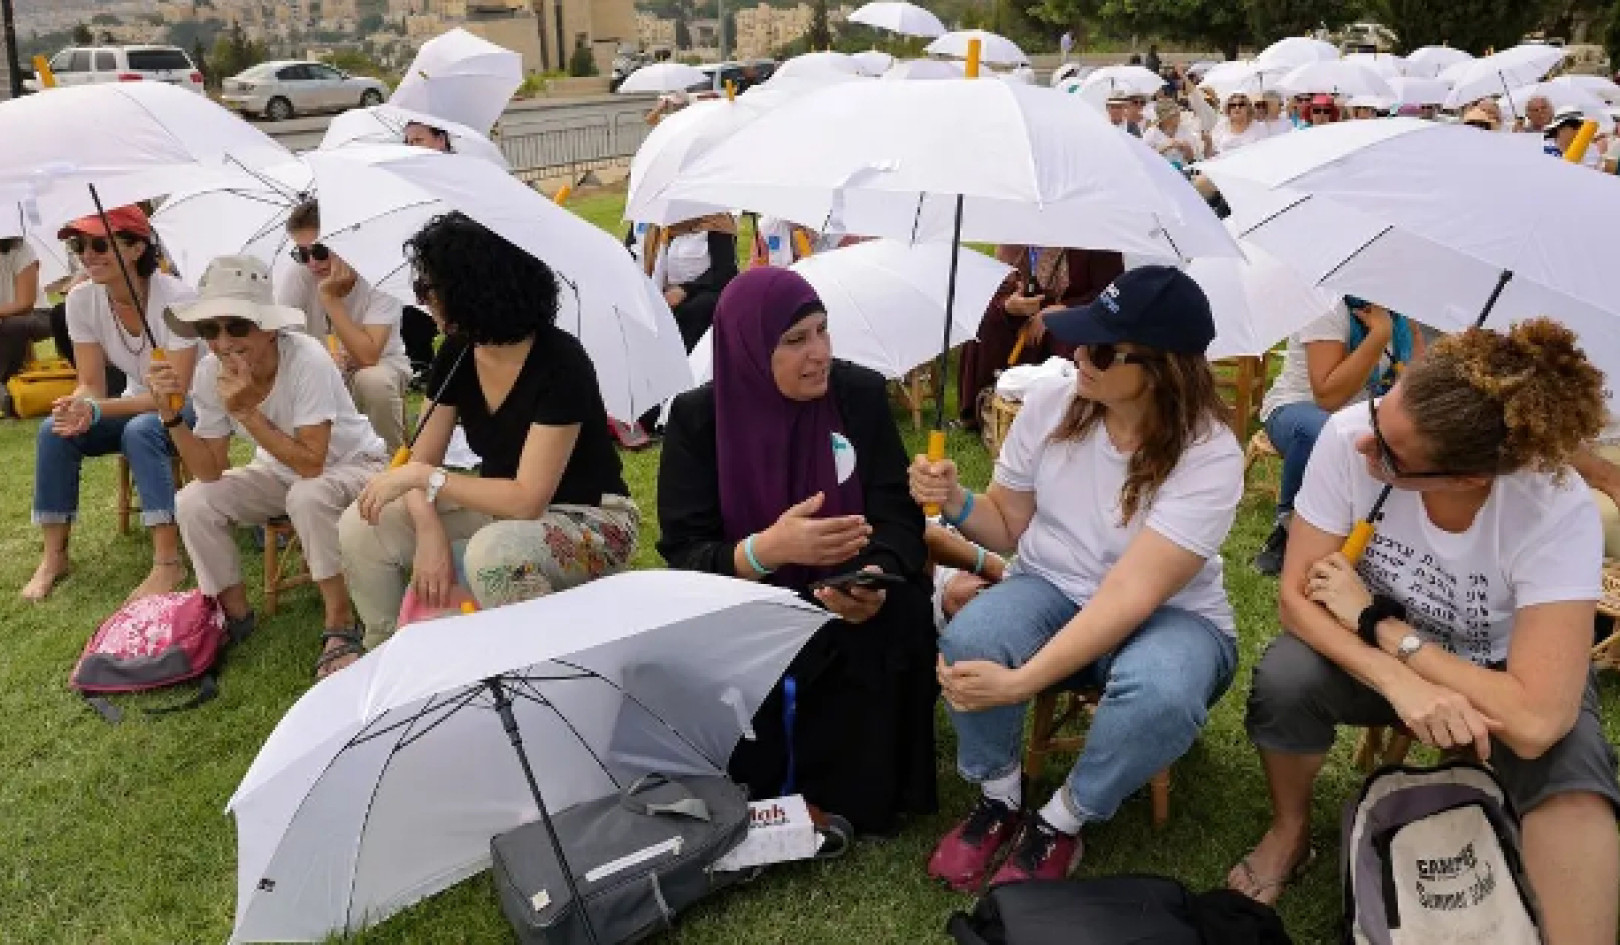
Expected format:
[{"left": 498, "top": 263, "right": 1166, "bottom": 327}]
[{"left": 780, "top": 675, "right": 798, "bottom": 796}]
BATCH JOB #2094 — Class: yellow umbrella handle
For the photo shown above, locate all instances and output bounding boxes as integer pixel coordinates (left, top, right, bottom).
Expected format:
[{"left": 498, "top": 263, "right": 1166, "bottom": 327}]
[
  {"left": 923, "top": 429, "right": 947, "bottom": 518},
  {"left": 33, "top": 54, "right": 56, "bottom": 88},
  {"left": 389, "top": 446, "right": 412, "bottom": 469},
  {"left": 153, "top": 348, "right": 183, "bottom": 414},
  {"left": 1341, "top": 520, "right": 1375, "bottom": 563},
  {"left": 965, "top": 39, "right": 982, "bottom": 79},
  {"left": 792, "top": 229, "right": 814, "bottom": 260},
  {"left": 1564, "top": 120, "right": 1600, "bottom": 164},
  {"left": 553, "top": 184, "right": 573, "bottom": 205}
]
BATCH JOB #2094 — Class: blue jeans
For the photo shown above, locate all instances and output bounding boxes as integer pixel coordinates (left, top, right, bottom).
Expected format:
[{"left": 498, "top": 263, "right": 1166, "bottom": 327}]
[
  {"left": 1264, "top": 401, "right": 1331, "bottom": 516},
  {"left": 939, "top": 573, "right": 1237, "bottom": 824},
  {"left": 33, "top": 407, "right": 192, "bottom": 527}
]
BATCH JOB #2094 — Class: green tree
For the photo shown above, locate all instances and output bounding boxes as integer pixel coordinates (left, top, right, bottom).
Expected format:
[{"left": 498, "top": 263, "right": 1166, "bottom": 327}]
[
  {"left": 72, "top": 23, "right": 93, "bottom": 45},
  {"left": 568, "top": 37, "right": 598, "bottom": 76},
  {"left": 358, "top": 12, "right": 385, "bottom": 34},
  {"left": 808, "top": 0, "right": 832, "bottom": 50},
  {"left": 1246, "top": 0, "right": 1358, "bottom": 44},
  {"left": 1092, "top": 0, "right": 1251, "bottom": 60},
  {"left": 1608, "top": 0, "right": 1620, "bottom": 67},
  {"left": 192, "top": 39, "right": 210, "bottom": 86},
  {"left": 1373, "top": 0, "right": 1546, "bottom": 53},
  {"left": 91, "top": 13, "right": 121, "bottom": 25}
]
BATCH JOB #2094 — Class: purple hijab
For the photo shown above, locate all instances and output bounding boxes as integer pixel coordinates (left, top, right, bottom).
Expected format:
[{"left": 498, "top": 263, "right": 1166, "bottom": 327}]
[{"left": 714, "top": 268, "right": 864, "bottom": 578}]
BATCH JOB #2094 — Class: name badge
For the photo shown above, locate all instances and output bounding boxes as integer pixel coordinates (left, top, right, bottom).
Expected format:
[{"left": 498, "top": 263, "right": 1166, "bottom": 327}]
[{"left": 831, "top": 432, "right": 856, "bottom": 484}]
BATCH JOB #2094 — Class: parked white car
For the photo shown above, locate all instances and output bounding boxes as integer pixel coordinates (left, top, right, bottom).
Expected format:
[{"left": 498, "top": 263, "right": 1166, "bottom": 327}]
[
  {"left": 221, "top": 60, "right": 388, "bottom": 121},
  {"left": 24, "top": 45, "right": 204, "bottom": 94}
]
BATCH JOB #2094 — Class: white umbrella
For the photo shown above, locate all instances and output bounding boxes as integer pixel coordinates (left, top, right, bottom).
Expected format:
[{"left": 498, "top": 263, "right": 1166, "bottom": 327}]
[
  {"left": 227, "top": 570, "right": 829, "bottom": 944},
  {"left": 773, "top": 51, "right": 862, "bottom": 83},
  {"left": 847, "top": 1, "right": 946, "bottom": 38},
  {"left": 1502, "top": 79, "right": 1610, "bottom": 121},
  {"left": 1079, "top": 64, "right": 1165, "bottom": 97},
  {"left": 851, "top": 50, "right": 896, "bottom": 77},
  {"left": 1198, "top": 60, "right": 1293, "bottom": 99},
  {"left": 305, "top": 146, "right": 692, "bottom": 421},
  {"left": 1443, "top": 44, "right": 1566, "bottom": 111},
  {"left": 882, "top": 58, "right": 964, "bottom": 81},
  {"left": 1343, "top": 52, "right": 1405, "bottom": 79},
  {"left": 1404, "top": 46, "right": 1472, "bottom": 79},
  {"left": 626, "top": 93, "right": 788, "bottom": 225},
  {"left": 320, "top": 103, "right": 509, "bottom": 169},
  {"left": 0, "top": 189, "right": 72, "bottom": 287},
  {"left": 150, "top": 161, "right": 313, "bottom": 290},
  {"left": 390, "top": 27, "right": 523, "bottom": 134},
  {"left": 617, "top": 62, "right": 708, "bottom": 94},
  {"left": 925, "top": 30, "right": 1028, "bottom": 66},
  {"left": 1256, "top": 36, "right": 1340, "bottom": 70},
  {"left": 1387, "top": 76, "right": 1451, "bottom": 108},
  {"left": 1564, "top": 74, "right": 1620, "bottom": 105},
  {"left": 1193, "top": 228, "right": 1339, "bottom": 359},
  {"left": 1281, "top": 61, "right": 1395, "bottom": 98},
  {"left": 998, "top": 65, "right": 1037, "bottom": 85}
]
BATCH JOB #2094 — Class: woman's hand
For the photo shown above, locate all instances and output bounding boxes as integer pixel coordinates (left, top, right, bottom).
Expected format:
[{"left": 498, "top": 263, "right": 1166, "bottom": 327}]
[
  {"left": 145, "top": 361, "right": 185, "bottom": 422},
  {"left": 1306, "top": 552, "right": 1372, "bottom": 631},
  {"left": 757, "top": 492, "right": 871, "bottom": 569},
  {"left": 318, "top": 257, "right": 358, "bottom": 302},
  {"left": 909, "top": 455, "right": 962, "bottom": 513},
  {"left": 356, "top": 462, "right": 432, "bottom": 525},
  {"left": 664, "top": 286, "right": 687, "bottom": 308},
  {"left": 938, "top": 655, "right": 1032, "bottom": 712},
  {"left": 218, "top": 353, "right": 264, "bottom": 419},
  {"left": 49, "top": 396, "right": 93, "bottom": 438},
  {"left": 411, "top": 525, "right": 457, "bottom": 610},
  {"left": 814, "top": 565, "right": 887, "bottom": 624},
  {"left": 1004, "top": 293, "right": 1043, "bottom": 318},
  {"left": 1354, "top": 303, "right": 1394, "bottom": 339},
  {"left": 1383, "top": 676, "right": 1499, "bottom": 761}
]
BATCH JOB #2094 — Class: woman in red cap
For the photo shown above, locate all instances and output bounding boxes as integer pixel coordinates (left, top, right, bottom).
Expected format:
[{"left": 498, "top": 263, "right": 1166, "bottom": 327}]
[
  {"left": 1307, "top": 94, "right": 1340, "bottom": 126},
  {"left": 23, "top": 205, "right": 200, "bottom": 602}
]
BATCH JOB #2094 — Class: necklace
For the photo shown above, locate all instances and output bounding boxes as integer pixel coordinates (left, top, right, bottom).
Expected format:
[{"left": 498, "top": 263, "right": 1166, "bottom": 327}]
[{"left": 107, "top": 293, "right": 148, "bottom": 359}]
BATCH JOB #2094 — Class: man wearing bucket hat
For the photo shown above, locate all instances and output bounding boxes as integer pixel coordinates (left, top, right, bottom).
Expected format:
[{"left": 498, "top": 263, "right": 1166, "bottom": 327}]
[
  {"left": 150, "top": 256, "right": 387, "bottom": 679},
  {"left": 912, "top": 266, "right": 1243, "bottom": 889}
]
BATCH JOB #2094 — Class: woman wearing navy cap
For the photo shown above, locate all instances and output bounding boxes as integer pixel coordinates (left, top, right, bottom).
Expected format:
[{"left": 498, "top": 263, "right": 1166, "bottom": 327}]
[{"left": 911, "top": 265, "right": 1244, "bottom": 889}]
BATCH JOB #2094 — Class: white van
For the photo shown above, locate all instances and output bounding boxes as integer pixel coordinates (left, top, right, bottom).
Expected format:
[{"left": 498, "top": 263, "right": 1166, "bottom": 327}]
[{"left": 25, "top": 46, "right": 205, "bottom": 94}]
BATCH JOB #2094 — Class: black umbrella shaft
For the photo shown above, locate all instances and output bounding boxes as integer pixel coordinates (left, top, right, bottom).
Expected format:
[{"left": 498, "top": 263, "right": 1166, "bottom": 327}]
[
  {"left": 934, "top": 193, "right": 965, "bottom": 431},
  {"left": 485, "top": 677, "right": 604, "bottom": 945},
  {"left": 87, "top": 184, "right": 158, "bottom": 350}
]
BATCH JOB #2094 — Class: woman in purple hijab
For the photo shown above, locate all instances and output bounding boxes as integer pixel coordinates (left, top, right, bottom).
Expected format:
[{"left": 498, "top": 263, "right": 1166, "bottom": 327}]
[{"left": 658, "top": 267, "right": 937, "bottom": 837}]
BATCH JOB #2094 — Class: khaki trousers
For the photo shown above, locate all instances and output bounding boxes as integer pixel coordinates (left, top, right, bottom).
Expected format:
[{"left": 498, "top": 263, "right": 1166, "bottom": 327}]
[{"left": 349, "top": 358, "right": 412, "bottom": 454}]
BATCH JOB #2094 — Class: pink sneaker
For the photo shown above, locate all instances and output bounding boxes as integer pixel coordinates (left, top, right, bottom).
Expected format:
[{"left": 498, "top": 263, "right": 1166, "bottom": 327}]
[
  {"left": 988, "top": 816, "right": 1081, "bottom": 886},
  {"left": 927, "top": 796, "right": 1023, "bottom": 892}
]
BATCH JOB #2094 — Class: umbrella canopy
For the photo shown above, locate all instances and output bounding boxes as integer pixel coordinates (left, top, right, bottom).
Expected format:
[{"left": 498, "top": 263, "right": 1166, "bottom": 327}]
[
  {"left": 1386, "top": 76, "right": 1451, "bottom": 107},
  {"left": 1443, "top": 44, "right": 1566, "bottom": 110},
  {"left": 389, "top": 28, "right": 523, "bottom": 133},
  {"left": 320, "top": 103, "right": 509, "bottom": 169},
  {"left": 1256, "top": 36, "right": 1340, "bottom": 70},
  {"left": 1078, "top": 65, "right": 1165, "bottom": 97},
  {"left": 227, "top": 570, "right": 829, "bottom": 943},
  {"left": 150, "top": 161, "right": 313, "bottom": 290},
  {"left": 617, "top": 62, "right": 708, "bottom": 94},
  {"left": 0, "top": 188, "right": 73, "bottom": 286},
  {"left": 851, "top": 50, "right": 896, "bottom": 77},
  {"left": 925, "top": 30, "right": 1028, "bottom": 66},
  {"left": 305, "top": 146, "right": 692, "bottom": 420},
  {"left": 1281, "top": 61, "right": 1395, "bottom": 98},
  {"left": 773, "top": 51, "right": 862, "bottom": 83},
  {"left": 882, "top": 58, "right": 964, "bottom": 81},
  {"left": 653, "top": 79, "right": 1240, "bottom": 260},
  {"left": 1199, "top": 119, "right": 1620, "bottom": 408},
  {"left": 848, "top": 0, "right": 946, "bottom": 38},
  {"left": 1404, "top": 46, "right": 1472, "bottom": 79},
  {"left": 1564, "top": 74, "right": 1620, "bottom": 105},
  {"left": 626, "top": 93, "right": 789, "bottom": 225},
  {"left": 1502, "top": 78, "right": 1610, "bottom": 121},
  {"left": 1192, "top": 227, "right": 1339, "bottom": 359},
  {"left": 1343, "top": 52, "right": 1406, "bottom": 78},
  {"left": 1198, "top": 60, "right": 1293, "bottom": 99}
]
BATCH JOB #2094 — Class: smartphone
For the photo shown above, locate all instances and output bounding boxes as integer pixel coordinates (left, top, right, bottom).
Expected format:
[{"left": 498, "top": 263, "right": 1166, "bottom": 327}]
[{"left": 809, "top": 571, "right": 907, "bottom": 593}]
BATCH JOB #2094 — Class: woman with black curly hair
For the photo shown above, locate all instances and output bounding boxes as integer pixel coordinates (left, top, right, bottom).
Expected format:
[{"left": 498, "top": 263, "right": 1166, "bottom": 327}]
[
  {"left": 336, "top": 213, "right": 638, "bottom": 665},
  {"left": 1231, "top": 320, "right": 1619, "bottom": 945}
]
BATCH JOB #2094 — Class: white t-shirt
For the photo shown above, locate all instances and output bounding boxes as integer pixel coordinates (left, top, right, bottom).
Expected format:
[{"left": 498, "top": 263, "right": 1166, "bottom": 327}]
[
  {"left": 993, "top": 375, "right": 1244, "bottom": 634},
  {"left": 1142, "top": 122, "right": 1202, "bottom": 162},
  {"left": 64, "top": 272, "right": 199, "bottom": 396},
  {"left": 276, "top": 265, "right": 407, "bottom": 369},
  {"left": 1264, "top": 118, "right": 1294, "bottom": 137},
  {"left": 1210, "top": 119, "right": 1268, "bottom": 155},
  {"left": 1260, "top": 302, "right": 1402, "bottom": 421},
  {"left": 191, "top": 331, "right": 386, "bottom": 482},
  {"left": 756, "top": 218, "right": 798, "bottom": 267},
  {"left": 0, "top": 241, "right": 38, "bottom": 308},
  {"left": 1295, "top": 407, "right": 1603, "bottom": 667}
]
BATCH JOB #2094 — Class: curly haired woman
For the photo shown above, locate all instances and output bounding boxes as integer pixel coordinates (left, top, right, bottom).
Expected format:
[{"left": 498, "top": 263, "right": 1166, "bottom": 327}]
[
  {"left": 336, "top": 213, "right": 638, "bottom": 669},
  {"left": 1231, "top": 320, "right": 1619, "bottom": 945}
]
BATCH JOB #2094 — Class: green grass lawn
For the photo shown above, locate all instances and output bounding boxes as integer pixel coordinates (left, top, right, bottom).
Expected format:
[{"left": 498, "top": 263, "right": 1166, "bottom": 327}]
[{"left": 1, "top": 188, "right": 1615, "bottom": 944}]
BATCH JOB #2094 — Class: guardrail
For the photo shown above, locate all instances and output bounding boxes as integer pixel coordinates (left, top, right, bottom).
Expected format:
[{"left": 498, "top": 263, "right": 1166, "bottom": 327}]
[{"left": 496, "top": 103, "right": 652, "bottom": 182}]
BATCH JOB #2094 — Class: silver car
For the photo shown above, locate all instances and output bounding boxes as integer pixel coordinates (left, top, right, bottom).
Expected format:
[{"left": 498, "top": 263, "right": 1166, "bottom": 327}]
[{"left": 222, "top": 60, "right": 387, "bottom": 121}]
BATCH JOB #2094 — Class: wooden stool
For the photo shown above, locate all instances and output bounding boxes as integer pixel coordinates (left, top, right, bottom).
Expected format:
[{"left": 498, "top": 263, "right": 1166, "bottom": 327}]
[
  {"left": 1024, "top": 688, "right": 1171, "bottom": 828},
  {"left": 892, "top": 363, "right": 938, "bottom": 432},
  {"left": 978, "top": 391, "right": 1021, "bottom": 461},
  {"left": 262, "top": 517, "right": 312, "bottom": 616},
  {"left": 116, "top": 455, "right": 188, "bottom": 535},
  {"left": 1212, "top": 352, "right": 1279, "bottom": 441},
  {"left": 1244, "top": 429, "right": 1282, "bottom": 498},
  {"left": 1593, "top": 559, "right": 1620, "bottom": 672},
  {"left": 1353, "top": 724, "right": 1415, "bottom": 773}
]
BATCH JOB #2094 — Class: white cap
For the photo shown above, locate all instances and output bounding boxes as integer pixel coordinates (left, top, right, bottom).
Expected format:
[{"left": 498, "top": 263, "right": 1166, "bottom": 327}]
[{"left": 166, "top": 255, "right": 307, "bottom": 338}]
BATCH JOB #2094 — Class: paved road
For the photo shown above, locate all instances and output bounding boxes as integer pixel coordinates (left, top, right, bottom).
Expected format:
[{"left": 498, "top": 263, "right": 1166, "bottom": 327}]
[{"left": 255, "top": 93, "right": 658, "bottom": 152}]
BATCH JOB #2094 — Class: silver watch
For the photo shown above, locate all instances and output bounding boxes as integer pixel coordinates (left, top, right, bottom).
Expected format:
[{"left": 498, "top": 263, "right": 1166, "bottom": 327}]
[
  {"left": 1395, "top": 634, "right": 1424, "bottom": 663},
  {"left": 425, "top": 467, "right": 448, "bottom": 504}
]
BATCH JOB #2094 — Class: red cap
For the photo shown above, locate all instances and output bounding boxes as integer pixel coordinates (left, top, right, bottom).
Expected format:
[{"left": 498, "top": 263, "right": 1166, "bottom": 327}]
[
  {"left": 1310, "top": 93, "right": 1335, "bottom": 107},
  {"left": 57, "top": 204, "right": 152, "bottom": 241}
]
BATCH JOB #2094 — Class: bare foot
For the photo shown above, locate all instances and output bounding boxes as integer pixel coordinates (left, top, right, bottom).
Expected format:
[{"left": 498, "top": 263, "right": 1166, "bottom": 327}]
[
  {"left": 1227, "top": 827, "right": 1314, "bottom": 906},
  {"left": 21, "top": 558, "right": 71, "bottom": 602},
  {"left": 126, "top": 560, "right": 188, "bottom": 603}
]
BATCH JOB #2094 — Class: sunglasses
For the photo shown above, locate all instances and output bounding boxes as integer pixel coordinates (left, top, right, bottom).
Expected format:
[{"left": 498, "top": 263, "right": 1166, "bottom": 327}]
[
  {"left": 1311, "top": 108, "right": 1334, "bottom": 116},
  {"left": 1367, "top": 395, "right": 1473, "bottom": 480},
  {"left": 65, "top": 234, "right": 137, "bottom": 256},
  {"left": 194, "top": 318, "right": 256, "bottom": 341},
  {"left": 412, "top": 276, "right": 434, "bottom": 305},
  {"left": 1227, "top": 101, "right": 1250, "bottom": 110},
  {"left": 1465, "top": 119, "right": 1495, "bottom": 130},
  {"left": 290, "top": 243, "right": 331, "bottom": 265},
  {"left": 1083, "top": 343, "right": 1156, "bottom": 371}
]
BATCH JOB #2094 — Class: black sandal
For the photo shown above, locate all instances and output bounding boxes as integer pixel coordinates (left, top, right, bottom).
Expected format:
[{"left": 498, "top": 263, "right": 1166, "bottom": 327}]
[
  {"left": 814, "top": 813, "right": 854, "bottom": 860},
  {"left": 315, "top": 629, "right": 365, "bottom": 679}
]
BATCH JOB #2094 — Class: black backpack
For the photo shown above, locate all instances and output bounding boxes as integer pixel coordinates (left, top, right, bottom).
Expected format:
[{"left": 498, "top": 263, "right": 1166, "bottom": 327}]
[{"left": 947, "top": 875, "right": 1293, "bottom": 945}]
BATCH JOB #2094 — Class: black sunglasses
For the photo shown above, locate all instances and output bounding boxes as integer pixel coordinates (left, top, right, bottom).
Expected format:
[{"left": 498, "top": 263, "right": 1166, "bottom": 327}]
[
  {"left": 412, "top": 276, "right": 434, "bottom": 305},
  {"left": 1311, "top": 108, "right": 1334, "bottom": 116},
  {"left": 290, "top": 243, "right": 331, "bottom": 265},
  {"left": 66, "top": 234, "right": 137, "bottom": 256},
  {"left": 1227, "top": 101, "right": 1250, "bottom": 110},
  {"left": 1084, "top": 343, "right": 1156, "bottom": 371},
  {"left": 1367, "top": 395, "right": 1472, "bottom": 480},
  {"left": 194, "top": 318, "right": 256, "bottom": 341},
  {"left": 1464, "top": 119, "right": 1494, "bottom": 130}
]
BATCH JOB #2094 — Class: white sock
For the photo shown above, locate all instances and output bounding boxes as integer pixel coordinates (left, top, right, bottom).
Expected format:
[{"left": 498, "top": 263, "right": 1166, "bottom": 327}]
[
  {"left": 981, "top": 769, "right": 1022, "bottom": 809},
  {"left": 1038, "top": 793, "right": 1084, "bottom": 836}
]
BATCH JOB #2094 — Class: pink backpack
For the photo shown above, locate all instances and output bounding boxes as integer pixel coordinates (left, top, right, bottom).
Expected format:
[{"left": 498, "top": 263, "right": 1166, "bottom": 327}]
[{"left": 70, "top": 591, "right": 230, "bottom": 724}]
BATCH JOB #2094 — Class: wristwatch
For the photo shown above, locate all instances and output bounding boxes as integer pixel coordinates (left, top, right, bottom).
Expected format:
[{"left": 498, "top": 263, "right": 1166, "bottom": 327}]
[
  {"left": 162, "top": 414, "right": 185, "bottom": 429},
  {"left": 1357, "top": 594, "right": 1407, "bottom": 647},
  {"left": 1396, "top": 634, "right": 1424, "bottom": 664},
  {"left": 425, "top": 467, "right": 448, "bottom": 504}
]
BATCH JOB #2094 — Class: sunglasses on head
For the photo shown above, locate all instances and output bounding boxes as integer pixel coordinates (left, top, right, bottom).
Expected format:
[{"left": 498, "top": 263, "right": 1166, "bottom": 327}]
[
  {"left": 1083, "top": 343, "right": 1156, "bottom": 371},
  {"left": 194, "top": 317, "right": 255, "bottom": 341},
  {"left": 290, "top": 243, "right": 331, "bottom": 265},
  {"left": 412, "top": 276, "right": 434, "bottom": 305},
  {"left": 1367, "top": 395, "right": 1474, "bottom": 480},
  {"left": 66, "top": 234, "right": 136, "bottom": 256}
]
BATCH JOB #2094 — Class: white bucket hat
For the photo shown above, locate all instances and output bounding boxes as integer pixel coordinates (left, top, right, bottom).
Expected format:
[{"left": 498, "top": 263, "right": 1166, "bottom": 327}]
[{"left": 166, "top": 255, "right": 307, "bottom": 338}]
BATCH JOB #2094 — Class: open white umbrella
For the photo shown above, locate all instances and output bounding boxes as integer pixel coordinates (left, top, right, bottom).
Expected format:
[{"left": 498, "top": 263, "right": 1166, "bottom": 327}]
[
  {"left": 848, "top": 0, "right": 946, "bottom": 38},
  {"left": 1256, "top": 36, "right": 1340, "bottom": 70},
  {"left": 1079, "top": 64, "right": 1165, "bottom": 97},
  {"left": 150, "top": 161, "right": 313, "bottom": 290},
  {"left": 1198, "top": 60, "right": 1293, "bottom": 99},
  {"left": 626, "top": 92, "right": 789, "bottom": 225},
  {"left": 617, "top": 62, "right": 708, "bottom": 94},
  {"left": 1192, "top": 227, "right": 1339, "bottom": 359},
  {"left": 390, "top": 28, "right": 523, "bottom": 134},
  {"left": 851, "top": 50, "right": 896, "bottom": 77},
  {"left": 1386, "top": 76, "right": 1451, "bottom": 108},
  {"left": 1281, "top": 61, "right": 1395, "bottom": 99},
  {"left": 305, "top": 146, "right": 692, "bottom": 421},
  {"left": 1443, "top": 44, "right": 1566, "bottom": 111},
  {"left": 0, "top": 188, "right": 72, "bottom": 287},
  {"left": 1343, "top": 52, "right": 1406, "bottom": 79},
  {"left": 882, "top": 58, "right": 964, "bottom": 81},
  {"left": 1564, "top": 74, "right": 1620, "bottom": 105},
  {"left": 925, "top": 30, "right": 1028, "bottom": 66},
  {"left": 320, "top": 103, "right": 509, "bottom": 169},
  {"left": 773, "top": 51, "right": 862, "bottom": 83},
  {"left": 227, "top": 570, "right": 829, "bottom": 944},
  {"left": 1502, "top": 79, "right": 1610, "bottom": 121},
  {"left": 1404, "top": 46, "right": 1472, "bottom": 79}
]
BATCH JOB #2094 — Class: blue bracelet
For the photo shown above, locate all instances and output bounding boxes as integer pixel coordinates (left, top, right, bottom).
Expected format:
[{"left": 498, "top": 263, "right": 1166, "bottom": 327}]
[
  {"left": 86, "top": 398, "right": 101, "bottom": 427},
  {"left": 973, "top": 545, "right": 986, "bottom": 576},
  {"left": 743, "top": 534, "right": 772, "bottom": 575},
  {"left": 944, "top": 490, "right": 975, "bottom": 528}
]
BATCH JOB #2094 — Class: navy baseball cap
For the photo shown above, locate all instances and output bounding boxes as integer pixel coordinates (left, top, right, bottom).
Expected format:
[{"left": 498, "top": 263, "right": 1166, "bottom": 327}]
[{"left": 1042, "top": 264, "right": 1215, "bottom": 354}]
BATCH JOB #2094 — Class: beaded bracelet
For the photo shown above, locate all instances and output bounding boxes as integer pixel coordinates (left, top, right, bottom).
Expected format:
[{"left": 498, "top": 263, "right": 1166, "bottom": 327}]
[{"left": 744, "top": 533, "right": 773, "bottom": 575}]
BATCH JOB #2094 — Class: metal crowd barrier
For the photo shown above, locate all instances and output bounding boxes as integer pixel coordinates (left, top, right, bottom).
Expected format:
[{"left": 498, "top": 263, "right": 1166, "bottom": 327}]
[{"left": 498, "top": 110, "right": 652, "bottom": 182}]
